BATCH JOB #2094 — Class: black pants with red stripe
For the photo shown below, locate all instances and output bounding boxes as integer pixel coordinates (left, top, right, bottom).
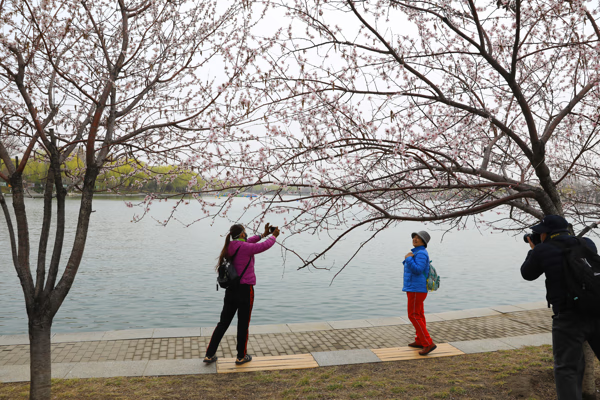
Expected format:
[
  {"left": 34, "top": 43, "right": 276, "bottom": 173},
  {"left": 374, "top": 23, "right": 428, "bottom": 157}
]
[{"left": 206, "top": 284, "right": 254, "bottom": 360}]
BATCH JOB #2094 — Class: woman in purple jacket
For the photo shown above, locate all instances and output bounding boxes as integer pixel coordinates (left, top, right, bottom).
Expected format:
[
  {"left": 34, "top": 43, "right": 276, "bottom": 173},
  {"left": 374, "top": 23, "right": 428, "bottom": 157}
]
[{"left": 203, "top": 223, "right": 279, "bottom": 365}]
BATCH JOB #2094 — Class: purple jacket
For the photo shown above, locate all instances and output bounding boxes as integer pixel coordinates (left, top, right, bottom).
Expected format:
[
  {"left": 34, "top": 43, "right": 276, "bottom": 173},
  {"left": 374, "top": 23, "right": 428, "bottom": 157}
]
[{"left": 229, "top": 235, "right": 276, "bottom": 285}]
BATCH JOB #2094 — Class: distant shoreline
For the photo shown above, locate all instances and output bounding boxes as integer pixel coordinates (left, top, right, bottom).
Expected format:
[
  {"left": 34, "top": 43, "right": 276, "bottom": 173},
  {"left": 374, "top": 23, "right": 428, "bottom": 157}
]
[{"left": 2, "top": 193, "right": 194, "bottom": 199}]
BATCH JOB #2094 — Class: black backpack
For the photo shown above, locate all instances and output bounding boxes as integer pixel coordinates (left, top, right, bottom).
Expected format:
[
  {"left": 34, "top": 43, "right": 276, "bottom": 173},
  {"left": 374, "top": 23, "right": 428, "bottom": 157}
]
[
  {"left": 216, "top": 247, "right": 251, "bottom": 290},
  {"left": 550, "top": 238, "right": 600, "bottom": 316}
]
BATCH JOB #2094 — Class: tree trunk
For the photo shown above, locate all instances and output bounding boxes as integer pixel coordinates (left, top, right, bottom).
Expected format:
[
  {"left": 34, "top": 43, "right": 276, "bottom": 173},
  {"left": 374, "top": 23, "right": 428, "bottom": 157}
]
[
  {"left": 579, "top": 222, "right": 597, "bottom": 399},
  {"left": 29, "top": 317, "right": 52, "bottom": 400},
  {"left": 583, "top": 341, "right": 597, "bottom": 400}
]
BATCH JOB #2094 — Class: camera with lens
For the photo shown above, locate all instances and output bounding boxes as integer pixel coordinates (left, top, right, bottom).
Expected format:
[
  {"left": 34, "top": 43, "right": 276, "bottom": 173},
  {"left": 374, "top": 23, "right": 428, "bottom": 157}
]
[
  {"left": 523, "top": 232, "right": 542, "bottom": 246},
  {"left": 269, "top": 226, "right": 276, "bottom": 233}
]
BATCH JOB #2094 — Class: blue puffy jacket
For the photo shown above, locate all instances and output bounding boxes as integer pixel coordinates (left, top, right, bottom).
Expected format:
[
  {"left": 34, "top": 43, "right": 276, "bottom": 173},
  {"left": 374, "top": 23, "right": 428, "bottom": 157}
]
[{"left": 402, "top": 245, "right": 429, "bottom": 293}]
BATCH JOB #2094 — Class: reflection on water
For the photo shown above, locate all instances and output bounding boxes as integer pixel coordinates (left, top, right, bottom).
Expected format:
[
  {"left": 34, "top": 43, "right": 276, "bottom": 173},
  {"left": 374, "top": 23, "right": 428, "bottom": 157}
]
[{"left": 0, "top": 197, "right": 545, "bottom": 334}]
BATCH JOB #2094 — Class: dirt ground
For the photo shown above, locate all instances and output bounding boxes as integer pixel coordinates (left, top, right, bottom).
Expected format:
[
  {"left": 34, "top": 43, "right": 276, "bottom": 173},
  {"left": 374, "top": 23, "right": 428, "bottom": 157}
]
[{"left": 1, "top": 345, "right": 599, "bottom": 399}]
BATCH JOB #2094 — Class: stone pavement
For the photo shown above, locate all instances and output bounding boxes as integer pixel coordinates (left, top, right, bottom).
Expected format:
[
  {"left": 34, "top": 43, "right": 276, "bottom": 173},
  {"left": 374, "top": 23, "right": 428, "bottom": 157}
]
[{"left": 0, "top": 302, "right": 554, "bottom": 382}]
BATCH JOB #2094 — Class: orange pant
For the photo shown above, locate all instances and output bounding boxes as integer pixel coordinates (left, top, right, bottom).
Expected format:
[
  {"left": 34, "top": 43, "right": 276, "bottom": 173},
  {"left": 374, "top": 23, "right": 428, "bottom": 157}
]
[{"left": 406, "top": 292, "right": 433, "bottom": 346}]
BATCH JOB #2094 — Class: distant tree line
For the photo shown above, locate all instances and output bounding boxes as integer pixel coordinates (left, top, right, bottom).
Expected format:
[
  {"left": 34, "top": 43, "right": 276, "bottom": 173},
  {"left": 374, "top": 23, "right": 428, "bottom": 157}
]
[{"left": 0, "top": 156, "right": 204, "bottom": 194}]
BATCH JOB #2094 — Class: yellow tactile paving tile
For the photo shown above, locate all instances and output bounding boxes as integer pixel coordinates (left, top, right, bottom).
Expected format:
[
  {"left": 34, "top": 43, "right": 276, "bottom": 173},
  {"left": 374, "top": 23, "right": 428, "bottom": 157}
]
[
  {"left": 372, "top": 343, "right": 464, "bottom": 362},
  {"left": 216, "top": 354, "right": 319, "bottom": 374}
]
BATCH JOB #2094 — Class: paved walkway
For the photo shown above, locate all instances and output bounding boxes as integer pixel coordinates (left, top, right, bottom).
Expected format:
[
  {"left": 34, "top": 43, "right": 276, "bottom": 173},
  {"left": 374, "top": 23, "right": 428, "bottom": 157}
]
[{"left": 0, "top": 302, "right": 553, "bottom": 382}]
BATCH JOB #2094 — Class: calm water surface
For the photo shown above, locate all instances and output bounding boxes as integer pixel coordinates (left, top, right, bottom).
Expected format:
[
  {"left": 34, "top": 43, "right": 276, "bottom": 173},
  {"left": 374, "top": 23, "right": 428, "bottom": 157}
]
[{"left": 0, "top": 197, "right": 545, "bottom": 335}]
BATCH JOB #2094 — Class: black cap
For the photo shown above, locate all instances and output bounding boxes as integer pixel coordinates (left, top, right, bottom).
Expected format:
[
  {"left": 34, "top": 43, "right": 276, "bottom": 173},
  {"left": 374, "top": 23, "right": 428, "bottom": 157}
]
[{"left": 530, "top": 215, "right": 569, "bottom": 234}]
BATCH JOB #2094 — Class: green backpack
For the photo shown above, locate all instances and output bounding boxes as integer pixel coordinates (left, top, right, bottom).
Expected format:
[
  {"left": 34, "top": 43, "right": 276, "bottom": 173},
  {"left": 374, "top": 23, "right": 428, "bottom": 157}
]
[{"left": 424, "top": 260, "right": 440, "bottom": 292}]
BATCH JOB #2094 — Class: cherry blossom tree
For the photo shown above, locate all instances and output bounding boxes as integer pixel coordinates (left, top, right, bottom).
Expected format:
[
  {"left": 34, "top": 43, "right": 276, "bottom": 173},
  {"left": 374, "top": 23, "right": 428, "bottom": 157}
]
[
  {"left": 0, "top": 0, "right": 264, "bottom": 398},
  {"left": 183, "top": 0, "right": 600, "bottom": 266},
  {"left": 199, "top": 0, "right": 600, "bottom": 395},
  {"left": 245, "top": 0, "right": 599, "bottom": 236}
]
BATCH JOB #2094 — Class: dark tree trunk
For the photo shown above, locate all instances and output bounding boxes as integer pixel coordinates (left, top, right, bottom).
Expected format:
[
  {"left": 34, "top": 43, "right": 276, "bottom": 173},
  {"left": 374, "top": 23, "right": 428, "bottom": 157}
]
[
  {"left": 583, "top": 342, "right": 597, "bottom": 399},
  {"left": 29, "top": 317, "right": 52, "bottom": 400},
  {"left": 3, "top": 145, "right": 101, "bottom": 400}
]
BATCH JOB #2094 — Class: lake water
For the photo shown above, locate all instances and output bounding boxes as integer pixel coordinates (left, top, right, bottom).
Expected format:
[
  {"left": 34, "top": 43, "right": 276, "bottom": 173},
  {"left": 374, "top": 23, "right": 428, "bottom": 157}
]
[{"left": 0, "top": 196, "right": 546, "bottom": 335}]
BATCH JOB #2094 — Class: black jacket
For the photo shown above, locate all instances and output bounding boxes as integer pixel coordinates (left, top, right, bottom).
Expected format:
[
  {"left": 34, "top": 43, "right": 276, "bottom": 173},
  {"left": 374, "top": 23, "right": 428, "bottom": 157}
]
[{"left": 521, "top": 232, "right": 597, "bottom": 314}]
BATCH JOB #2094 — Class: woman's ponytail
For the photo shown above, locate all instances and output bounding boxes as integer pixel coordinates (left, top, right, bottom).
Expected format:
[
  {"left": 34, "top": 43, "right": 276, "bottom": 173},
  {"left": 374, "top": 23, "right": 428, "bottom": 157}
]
[{"left": 216, "top": 224, "right": 244, "bottom": 270}]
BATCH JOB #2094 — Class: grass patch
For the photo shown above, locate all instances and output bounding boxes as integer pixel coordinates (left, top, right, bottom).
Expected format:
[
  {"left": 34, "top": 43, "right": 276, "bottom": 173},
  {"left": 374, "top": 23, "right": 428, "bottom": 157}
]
[
  {"left": 450, "top": 386, "right": 467, "bottom": 394},
  {"left": 530, "top": 362, "right": 543, "bottom": 367},
  {"left": 1, "top": 344, "right": 597, "bottom": 399},
  {"left": 253, "top": 372, "right": 274, "bottom": 383},
  {"left": 408, "top": 383, "right": 425, "bottom": 390},
  {"left": 296, "top": 376, "right": 310, "bottom": 386}
]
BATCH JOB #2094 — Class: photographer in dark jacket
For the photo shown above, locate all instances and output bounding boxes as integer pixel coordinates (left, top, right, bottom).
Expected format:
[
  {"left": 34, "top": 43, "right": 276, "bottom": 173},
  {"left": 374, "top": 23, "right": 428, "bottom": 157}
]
[{"left": 521, "top": 215, "right": 600, "bottom": 400}]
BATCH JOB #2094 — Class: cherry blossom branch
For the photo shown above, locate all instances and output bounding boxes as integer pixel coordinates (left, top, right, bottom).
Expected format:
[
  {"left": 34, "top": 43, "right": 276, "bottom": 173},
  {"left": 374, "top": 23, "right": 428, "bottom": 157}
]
[
  {"left": 330, "top": 220, "right": 392, "bottom": 283},
  {"left": 510, "top": 0, "right": 521, "bottom": 79},
  {"left": 541, "top": 81, "right": 597, "bottom": 144},
  {"left": 0, "top": 140, "right": 15, "bottom": 175},
  {"left": 554, "top": 129, "right": 600, "bottom": 186},
  {"left": 347, "top": 1, "right": 446, "bottom": 100},
  {"left": 578, "top": 220, "right": 600, "bottom": 238}
]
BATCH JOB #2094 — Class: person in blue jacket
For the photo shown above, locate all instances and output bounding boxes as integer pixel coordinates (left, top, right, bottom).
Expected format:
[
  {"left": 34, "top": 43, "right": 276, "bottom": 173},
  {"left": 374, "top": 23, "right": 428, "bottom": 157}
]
[{"left": 403, "top": 230, "right": 436, "bottom": 355}]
